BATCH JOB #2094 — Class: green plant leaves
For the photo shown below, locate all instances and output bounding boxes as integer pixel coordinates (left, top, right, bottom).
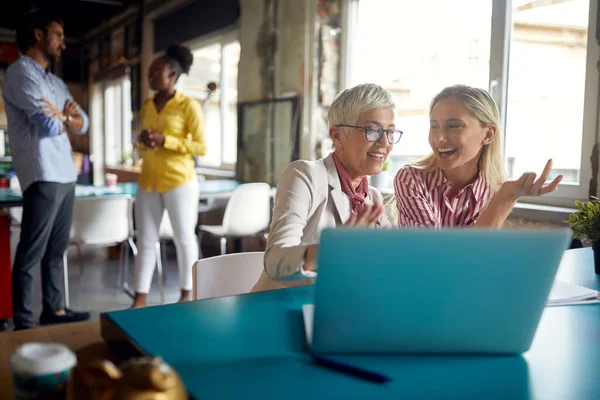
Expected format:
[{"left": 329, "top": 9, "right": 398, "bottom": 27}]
[{"left": 567, "top": 199, "right": 600, "bottom": 243}]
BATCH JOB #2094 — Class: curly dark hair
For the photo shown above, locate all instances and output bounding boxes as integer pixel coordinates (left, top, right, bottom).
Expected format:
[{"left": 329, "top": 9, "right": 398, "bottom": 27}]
[
  {"left": 164, "top": 44, "right": 193, "bottom": 78},
  {"left": 15, "top": 10, "right": 64, "bottom": 54}
]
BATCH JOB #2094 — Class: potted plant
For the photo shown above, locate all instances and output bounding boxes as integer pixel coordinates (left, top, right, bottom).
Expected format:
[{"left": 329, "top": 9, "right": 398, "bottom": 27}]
[
  {"left": 121, "top": 150, "right": 133, "bottom": 167},
  {"left": 370, "top": 159, "right": 390, "bottom": 189},
  {"left": 567, "top": 198, "right": 600, "bottom": 274}
]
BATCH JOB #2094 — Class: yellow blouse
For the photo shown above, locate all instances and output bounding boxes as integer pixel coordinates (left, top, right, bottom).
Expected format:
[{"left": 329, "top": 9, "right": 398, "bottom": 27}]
[{"left": 137, "top": 91, "right": 207, "bottom": 193}]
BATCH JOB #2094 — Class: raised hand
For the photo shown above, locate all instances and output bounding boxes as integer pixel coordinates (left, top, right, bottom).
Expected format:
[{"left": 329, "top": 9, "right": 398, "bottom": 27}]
[
  {"left": 344, "top": 200, "right": 384, "bottom": 228},
  {"left": 303, "top": 200, "right": 384, "bottom": 273},
  {"left": 501, "top": 159, "right": 563, "bottom": 200}
]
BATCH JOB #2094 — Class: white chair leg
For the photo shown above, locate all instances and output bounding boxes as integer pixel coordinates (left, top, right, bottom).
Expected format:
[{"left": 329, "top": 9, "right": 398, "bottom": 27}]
[
  {"left": 62, "top": 251, "right": 70, "bottom": 309},
  {"left": 160, "top": 241, "right": 167, "bottom": 284},
  {"left": 220, "top": 237, "right": 227, "bottom": 255},
  {"left": 116, "top": 241, "right": 125, "bottom": 294},
  {"left": 155, "top": 242, "right": 164, "bottom": 304},
  {"left": 128, "top": 237, "right": 138, "bottom": 256},
  {"left": 196, "top": 235, "right": 203, "bottom": 259},
  {"left": 75, "top": 243, "right": 84, "bottom": 277},
  {"left": 123, "top": 237, "right": 135, "bottom": 299}
]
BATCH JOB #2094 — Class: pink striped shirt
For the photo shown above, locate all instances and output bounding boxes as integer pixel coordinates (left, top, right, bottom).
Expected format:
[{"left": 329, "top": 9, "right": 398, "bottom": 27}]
[{"left": 394, "top": 165, "right": 492, "bottom": 228}]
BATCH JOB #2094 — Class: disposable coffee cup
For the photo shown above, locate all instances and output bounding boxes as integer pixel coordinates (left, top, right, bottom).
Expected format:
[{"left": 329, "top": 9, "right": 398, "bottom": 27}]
[
  {"left": 105, "top": 173, "right": 118, "bottom": 187},
  {"left": 11, "top": 342, "right": 77, "bottom": 399}
]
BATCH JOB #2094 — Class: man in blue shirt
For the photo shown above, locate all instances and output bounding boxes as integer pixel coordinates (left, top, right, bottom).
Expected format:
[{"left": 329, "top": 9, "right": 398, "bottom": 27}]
[{"left": 2, "top": 11, "right": 90, "bottom": 330}]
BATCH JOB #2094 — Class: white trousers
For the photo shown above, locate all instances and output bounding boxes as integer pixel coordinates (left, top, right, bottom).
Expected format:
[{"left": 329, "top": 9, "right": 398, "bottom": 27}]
[{"left": 134, "top": 179, "right": 199, "bottom": 293}]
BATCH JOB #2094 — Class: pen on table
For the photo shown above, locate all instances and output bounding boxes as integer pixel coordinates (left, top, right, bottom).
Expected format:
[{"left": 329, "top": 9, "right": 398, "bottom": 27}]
[{"left": 310, "top": 355, "right": 392, "bottom": 384}]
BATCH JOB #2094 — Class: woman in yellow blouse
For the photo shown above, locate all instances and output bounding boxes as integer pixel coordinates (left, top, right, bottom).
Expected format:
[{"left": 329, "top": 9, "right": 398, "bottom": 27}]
[{"left": 132, "top": 44, "right": 206, "bottom": 308}]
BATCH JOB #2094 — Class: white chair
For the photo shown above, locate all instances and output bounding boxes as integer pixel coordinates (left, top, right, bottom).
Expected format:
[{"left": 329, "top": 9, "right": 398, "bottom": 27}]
[
  {"left": 199, "top": 183, "right": 271, "bottom": 255},
  {"left": 8, "top": 176, "right": 22, "bottom": 265},
  {"left": 64, "top": 195, "right": 135, "bottom": 307},
  {"left": 8, "top": 176, "right": 22, "bottom": 226},
  {"left": 192, "top": 251, "right": 265, "bottom": 300}
]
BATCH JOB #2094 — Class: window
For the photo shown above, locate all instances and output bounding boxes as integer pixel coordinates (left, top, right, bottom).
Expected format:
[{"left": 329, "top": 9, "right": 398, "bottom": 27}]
[
  {"left": 349, "top": 0, "right": 493, "bottom": 186},
  {"left": 90, "top": 75, "right": 133, "bottom": 171},
  {"left": 346, "top": 0, "right": 598, "bottom": 205},
  {"left": 102, "top": 76, "right": 132, "bottom": 166},
  {"left": 89, "top": 73, "right": 133, "bottom": 185},
  {"left": 178, "top": 33, "right": 240, "bottom": 169},
  {"left": 504, "top": 0, "right": 591, "bottom": 200}
]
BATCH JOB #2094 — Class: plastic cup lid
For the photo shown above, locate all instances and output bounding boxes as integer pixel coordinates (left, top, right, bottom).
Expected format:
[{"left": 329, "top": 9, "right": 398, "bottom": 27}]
[{"left": 11, "top": 342, "right": 77, "bottom": 376}]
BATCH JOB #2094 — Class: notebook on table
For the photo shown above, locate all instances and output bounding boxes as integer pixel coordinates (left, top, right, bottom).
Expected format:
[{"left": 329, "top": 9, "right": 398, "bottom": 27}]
[
  {"left": 304, "top": 228, "right": 572, "bottom": 355},
  {"left": 548, "top": 280, "right": 600, "bottom": 306}
]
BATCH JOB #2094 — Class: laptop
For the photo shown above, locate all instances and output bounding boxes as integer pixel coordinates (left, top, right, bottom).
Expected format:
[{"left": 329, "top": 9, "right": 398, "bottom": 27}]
[{"left": 305, "top": 227, "right": 571, "bottom": 355}]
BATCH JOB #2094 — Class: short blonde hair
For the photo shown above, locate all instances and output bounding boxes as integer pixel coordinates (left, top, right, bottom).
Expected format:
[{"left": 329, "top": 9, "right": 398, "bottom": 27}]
[
  {"left": 327, "top": 83, "right": 395, "bottom": 127},
  {"left": 413, "top": 84, "right": 507, "bottom": 192}
]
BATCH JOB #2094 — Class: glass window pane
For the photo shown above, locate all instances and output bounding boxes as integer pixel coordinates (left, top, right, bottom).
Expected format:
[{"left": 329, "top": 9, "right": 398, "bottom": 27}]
[
  {"left": 351, "top": 0, "right": 492, "bottom": 182},
  {"left": 222, "top": 41, "right": 240, "bottom": 165},
  {"left": 505, "top": 0, "right": 589, "bottom": 184},
  {"left": 122, "top": 77, "right": 133, "bottom": 162},
  {"left": 179, "top": 43, "right": 222, "bottom": 167},
  {"left": 104, "top": 82, "right": 122, "bottom": 166}
]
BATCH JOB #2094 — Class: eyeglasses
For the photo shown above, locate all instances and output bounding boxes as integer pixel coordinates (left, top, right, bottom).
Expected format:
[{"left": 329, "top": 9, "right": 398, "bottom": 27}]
[{"left": 337, "top": 124, "right": 403, "bottom": 144}]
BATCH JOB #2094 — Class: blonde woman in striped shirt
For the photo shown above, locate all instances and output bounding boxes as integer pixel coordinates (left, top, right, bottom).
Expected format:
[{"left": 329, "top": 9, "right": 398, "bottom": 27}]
[{"left": 394, "top": 84, "right": 562, "bottom": 228}]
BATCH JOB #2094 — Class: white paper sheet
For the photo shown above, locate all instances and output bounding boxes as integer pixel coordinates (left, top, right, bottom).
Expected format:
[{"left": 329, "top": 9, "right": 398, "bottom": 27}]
[
  {"left": 547, "top": 280, "right": 600, "bottom": 306},
  {"left": 302, "top": 304, "right": 314, "bottom": 346}
]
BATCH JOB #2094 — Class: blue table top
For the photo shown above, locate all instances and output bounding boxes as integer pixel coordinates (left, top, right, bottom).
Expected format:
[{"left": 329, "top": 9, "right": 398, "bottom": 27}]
[
  {"left": 0, "top": 180, "right": 241, "bottom": 207},
  {"left": 103, "top": 248, "right": 600, "bottom": 400}
]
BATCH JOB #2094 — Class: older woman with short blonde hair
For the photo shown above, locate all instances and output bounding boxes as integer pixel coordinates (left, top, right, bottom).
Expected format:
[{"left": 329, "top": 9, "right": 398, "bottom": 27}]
[{"left": 252, "top": 83, "right": 402, "bottom": 292}]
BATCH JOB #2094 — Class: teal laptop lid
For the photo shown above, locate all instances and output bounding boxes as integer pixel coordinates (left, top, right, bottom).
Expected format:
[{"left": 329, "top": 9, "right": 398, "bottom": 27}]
[{"left": 312, "top": 228, "right": 572, "bottom": 355}]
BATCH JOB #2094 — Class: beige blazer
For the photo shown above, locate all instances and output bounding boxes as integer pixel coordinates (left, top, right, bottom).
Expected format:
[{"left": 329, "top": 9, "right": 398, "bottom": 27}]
[{"left": 251, "top": 153, "right": 391, "bottom": 293}]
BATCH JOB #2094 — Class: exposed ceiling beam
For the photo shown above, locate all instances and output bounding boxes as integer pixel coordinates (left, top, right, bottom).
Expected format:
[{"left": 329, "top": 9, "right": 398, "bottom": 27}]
[
  {"left": 75, "top": 0, "right": 125, "bottom": 5},
  {"left": 82, "top": 0, "right": 194, "bottom": 42},
  {"left": 0, "top": 28, "right": 15, "bottom": 43}
]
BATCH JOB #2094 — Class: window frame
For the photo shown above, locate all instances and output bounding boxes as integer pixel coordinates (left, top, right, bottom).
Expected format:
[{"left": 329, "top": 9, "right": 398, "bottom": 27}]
[
  {"left": 176, "top": 26, "right": 240, "bottom": 171},
  {"left": 343, "top": 0, "right": 599, "bottom": 207},
  {"left": 495, "top": 0, "right": 599, "bottom": 207},
  {"left": 101, "top": 75, "right": 133, "bottom": 167}
]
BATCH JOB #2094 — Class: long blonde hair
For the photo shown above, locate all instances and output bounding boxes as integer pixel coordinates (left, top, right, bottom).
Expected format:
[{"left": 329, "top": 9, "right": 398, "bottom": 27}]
[{"left": 413, "top": 84, "right": 507, "bottom": 192}]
